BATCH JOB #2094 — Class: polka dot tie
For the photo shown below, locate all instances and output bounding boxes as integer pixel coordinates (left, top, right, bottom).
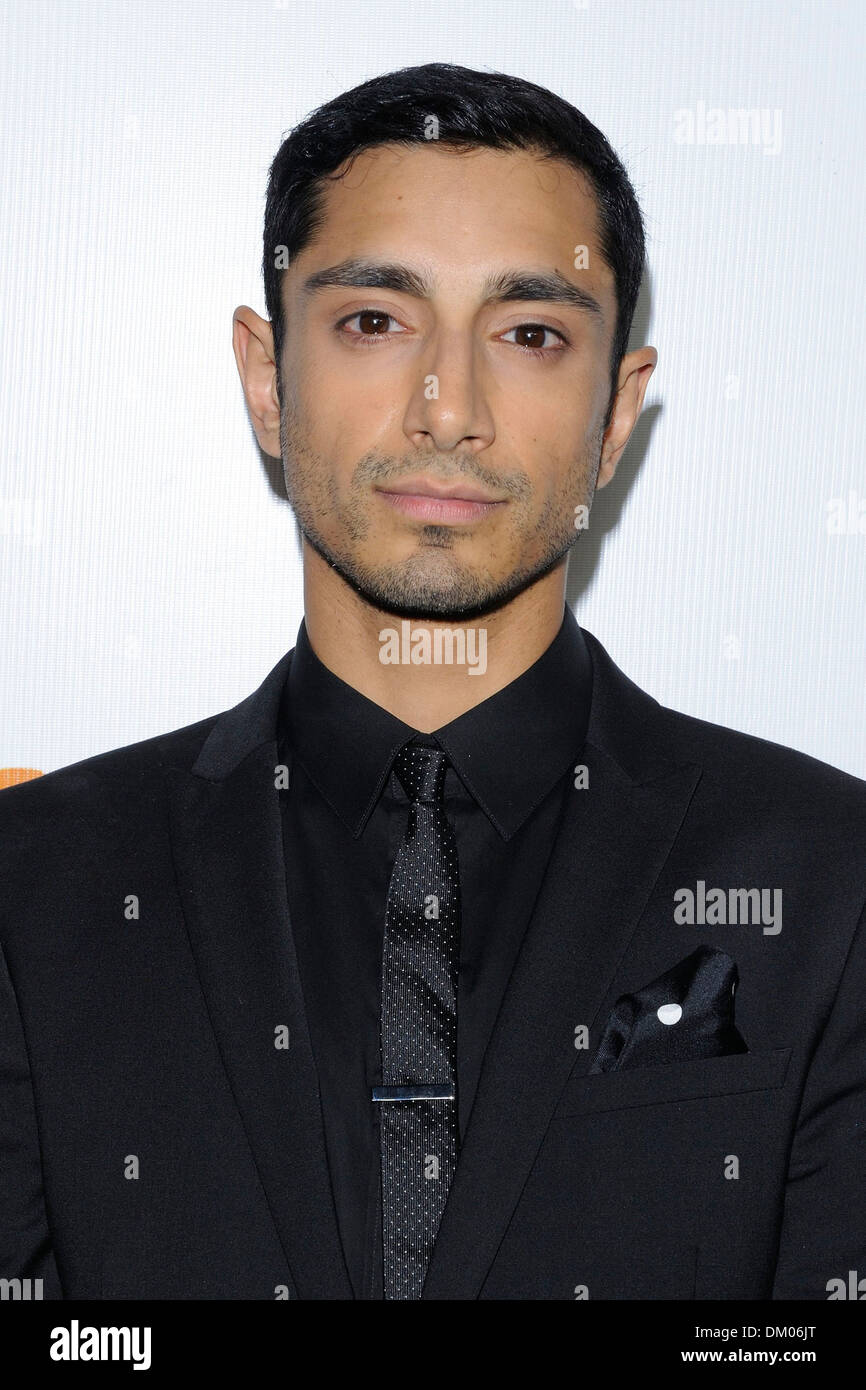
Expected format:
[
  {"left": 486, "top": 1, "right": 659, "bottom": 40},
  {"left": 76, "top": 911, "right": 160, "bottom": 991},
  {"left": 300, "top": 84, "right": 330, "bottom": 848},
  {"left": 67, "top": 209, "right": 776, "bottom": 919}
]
[{"left": 377, "top": 740, "right": 461, "bottom": 1300}]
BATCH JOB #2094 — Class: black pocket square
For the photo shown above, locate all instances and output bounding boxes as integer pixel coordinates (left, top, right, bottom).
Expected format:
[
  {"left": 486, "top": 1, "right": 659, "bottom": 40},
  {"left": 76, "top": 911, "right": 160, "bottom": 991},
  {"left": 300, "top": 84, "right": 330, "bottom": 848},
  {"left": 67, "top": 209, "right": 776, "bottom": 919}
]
[{"left": 589, "top": 945, "right": 748, "bottom": 1074}]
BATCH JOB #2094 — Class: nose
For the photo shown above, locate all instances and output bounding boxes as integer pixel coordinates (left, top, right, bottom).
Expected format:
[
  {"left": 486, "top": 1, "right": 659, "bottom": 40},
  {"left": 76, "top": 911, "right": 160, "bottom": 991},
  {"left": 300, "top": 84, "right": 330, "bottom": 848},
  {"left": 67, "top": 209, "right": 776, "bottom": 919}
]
[{"left": 402, "top": 330, "right": 495, "bottom": 455}]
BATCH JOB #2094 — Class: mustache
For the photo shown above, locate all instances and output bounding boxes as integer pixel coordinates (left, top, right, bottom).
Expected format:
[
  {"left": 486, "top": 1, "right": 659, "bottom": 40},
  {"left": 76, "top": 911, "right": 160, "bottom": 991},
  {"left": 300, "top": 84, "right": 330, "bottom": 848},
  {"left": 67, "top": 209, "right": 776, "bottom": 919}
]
[{"left": 351, "top": 452, "right": 532, "bottom": 501}]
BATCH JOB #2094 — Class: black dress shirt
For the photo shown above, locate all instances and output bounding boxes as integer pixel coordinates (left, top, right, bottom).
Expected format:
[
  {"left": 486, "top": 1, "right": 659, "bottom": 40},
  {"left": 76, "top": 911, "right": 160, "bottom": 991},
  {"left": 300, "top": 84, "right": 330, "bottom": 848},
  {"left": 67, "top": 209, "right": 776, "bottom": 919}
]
[{"left": 276, "top": 603, "right": 592, "bottom": 1298}]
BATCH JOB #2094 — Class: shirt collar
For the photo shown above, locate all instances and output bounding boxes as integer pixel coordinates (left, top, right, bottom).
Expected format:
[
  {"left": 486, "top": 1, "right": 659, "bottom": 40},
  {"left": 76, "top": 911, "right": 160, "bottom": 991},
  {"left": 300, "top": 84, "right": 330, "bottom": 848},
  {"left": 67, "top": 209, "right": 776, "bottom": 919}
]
[{"left": 281, "top": 604, "right": 592, "bottom": 841}]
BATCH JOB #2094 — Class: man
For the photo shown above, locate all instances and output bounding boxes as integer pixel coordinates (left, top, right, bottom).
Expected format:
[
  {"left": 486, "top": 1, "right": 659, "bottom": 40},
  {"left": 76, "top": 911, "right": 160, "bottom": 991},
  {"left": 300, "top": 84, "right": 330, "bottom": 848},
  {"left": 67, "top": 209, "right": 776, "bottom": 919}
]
[{"left": 1, "top": 63, "right": 864, "bottom": 1301}]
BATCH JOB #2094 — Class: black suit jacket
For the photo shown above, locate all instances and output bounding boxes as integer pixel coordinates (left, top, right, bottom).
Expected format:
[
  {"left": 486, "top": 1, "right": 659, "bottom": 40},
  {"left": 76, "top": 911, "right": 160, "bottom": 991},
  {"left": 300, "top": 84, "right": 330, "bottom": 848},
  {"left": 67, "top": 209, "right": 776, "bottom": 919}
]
[{"left": 2, "top": 627, "right": 865, "bottom": 1300}]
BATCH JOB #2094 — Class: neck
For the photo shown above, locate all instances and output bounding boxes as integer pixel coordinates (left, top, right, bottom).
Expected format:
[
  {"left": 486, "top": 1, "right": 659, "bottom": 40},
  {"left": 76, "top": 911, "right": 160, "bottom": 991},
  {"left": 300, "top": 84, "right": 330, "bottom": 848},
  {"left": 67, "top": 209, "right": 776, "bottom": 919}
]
[{"left": 301, "top": 540, "right": 568, "bottom": 732}]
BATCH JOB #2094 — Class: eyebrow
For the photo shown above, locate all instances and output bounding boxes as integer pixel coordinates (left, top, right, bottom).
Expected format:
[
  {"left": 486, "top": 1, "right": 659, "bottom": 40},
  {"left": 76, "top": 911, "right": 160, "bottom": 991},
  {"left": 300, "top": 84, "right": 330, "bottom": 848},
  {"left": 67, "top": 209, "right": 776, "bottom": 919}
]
[{"left": 301, "top": 258, "right": 605, "bottom": 322}]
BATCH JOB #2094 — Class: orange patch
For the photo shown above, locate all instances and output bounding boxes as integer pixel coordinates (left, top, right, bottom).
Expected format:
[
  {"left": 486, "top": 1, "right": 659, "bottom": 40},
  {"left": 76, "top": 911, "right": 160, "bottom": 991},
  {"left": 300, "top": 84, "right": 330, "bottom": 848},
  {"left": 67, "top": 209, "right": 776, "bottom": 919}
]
[{"left": 0, "top": 768, "right": 43, "bottom": 789}]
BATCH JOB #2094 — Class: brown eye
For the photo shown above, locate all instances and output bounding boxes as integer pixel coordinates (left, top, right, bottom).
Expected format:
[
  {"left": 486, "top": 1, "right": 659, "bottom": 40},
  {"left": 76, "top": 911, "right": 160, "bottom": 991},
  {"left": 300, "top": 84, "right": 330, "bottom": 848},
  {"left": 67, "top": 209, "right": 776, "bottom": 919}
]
[
  {"left": 515, "top": 325, "right": 548, "bottom": 350},
  {"left": 336, "top": 309, "right": 408, "bottom": 345},
  {"left": 356, "top": 310, "right": 391, "bottom": 335},
  {"left": 338, "top": 310, "right": 402, "bottom": 338},
  {"left": 501, "top": 323, "right": 566, "bottom": 353}
]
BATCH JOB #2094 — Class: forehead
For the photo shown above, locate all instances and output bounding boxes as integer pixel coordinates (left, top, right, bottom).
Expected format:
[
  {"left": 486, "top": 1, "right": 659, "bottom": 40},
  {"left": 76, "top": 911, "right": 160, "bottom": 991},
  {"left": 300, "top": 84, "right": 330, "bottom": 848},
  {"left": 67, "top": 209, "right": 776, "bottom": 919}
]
[{"left": 289, "top": 142, "right": 615, "bottom": 301}]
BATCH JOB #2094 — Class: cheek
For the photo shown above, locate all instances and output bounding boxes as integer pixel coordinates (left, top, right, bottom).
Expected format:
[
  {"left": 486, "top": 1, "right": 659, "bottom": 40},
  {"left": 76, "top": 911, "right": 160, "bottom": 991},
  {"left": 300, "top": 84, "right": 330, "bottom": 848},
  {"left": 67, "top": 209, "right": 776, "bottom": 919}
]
[
  {"left": 298, "top": 346, "right": 398, "bottom": 436},
  {"left": 504, "top": 377, "right": 593, "bottom": 447},
  {"left": 532, "top": 446, "right": 598, "bottom": 526}
]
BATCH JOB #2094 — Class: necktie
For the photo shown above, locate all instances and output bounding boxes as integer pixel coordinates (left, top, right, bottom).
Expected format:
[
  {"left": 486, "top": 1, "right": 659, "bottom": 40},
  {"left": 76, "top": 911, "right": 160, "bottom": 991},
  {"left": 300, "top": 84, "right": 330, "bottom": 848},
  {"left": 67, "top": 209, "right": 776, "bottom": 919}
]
[{"left": 374, "top": 739, "right": 461, "bottom": 1300}]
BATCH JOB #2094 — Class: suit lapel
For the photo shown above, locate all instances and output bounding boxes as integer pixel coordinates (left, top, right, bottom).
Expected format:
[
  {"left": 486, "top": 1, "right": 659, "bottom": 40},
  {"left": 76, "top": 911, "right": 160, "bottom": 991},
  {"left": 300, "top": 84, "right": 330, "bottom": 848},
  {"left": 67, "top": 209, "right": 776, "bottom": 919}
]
[
  {"left": 421, "top": 633, "right": 703, "bottom": 1299},
  {"left": 167, "top": 652, "right": 353, "bottom": 1299},
  {"left": 163, "top": 625, "right": 702, "bottom": 1301}
]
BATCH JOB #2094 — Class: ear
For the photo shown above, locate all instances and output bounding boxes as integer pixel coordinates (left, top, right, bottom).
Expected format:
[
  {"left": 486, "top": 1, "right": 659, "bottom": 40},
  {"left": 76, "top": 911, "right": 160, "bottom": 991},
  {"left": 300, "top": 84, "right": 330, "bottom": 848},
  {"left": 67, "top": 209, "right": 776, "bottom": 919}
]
[
  {"left": 232, "top": 306, "right": 282, "bottom": 458},
  {"left": 596, "top": 346, "right": 657, "bottom": 489}
]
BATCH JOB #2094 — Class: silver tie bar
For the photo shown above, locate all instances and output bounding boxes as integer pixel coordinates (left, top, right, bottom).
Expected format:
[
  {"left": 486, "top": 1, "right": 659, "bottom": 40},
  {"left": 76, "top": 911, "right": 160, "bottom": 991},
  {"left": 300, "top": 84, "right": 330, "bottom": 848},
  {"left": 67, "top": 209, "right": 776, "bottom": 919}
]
[{"left": 372, "top": 1084, "right": 455, "bottom": 1102}]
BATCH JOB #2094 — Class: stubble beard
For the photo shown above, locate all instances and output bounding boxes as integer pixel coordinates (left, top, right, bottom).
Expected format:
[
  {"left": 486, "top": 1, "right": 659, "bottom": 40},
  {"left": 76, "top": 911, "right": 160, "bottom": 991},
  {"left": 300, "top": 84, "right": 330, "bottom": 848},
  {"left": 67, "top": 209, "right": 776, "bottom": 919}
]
[{"left": 279, "top": 404, "right": 600, "bottom": 623}]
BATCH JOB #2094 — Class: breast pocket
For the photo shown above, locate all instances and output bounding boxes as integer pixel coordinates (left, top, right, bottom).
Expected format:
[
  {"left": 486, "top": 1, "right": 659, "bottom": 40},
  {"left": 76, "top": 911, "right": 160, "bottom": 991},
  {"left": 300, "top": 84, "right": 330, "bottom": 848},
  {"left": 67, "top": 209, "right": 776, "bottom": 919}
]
[{"left": 550, "top": 1046, "right": 792, "bottom": 1118}]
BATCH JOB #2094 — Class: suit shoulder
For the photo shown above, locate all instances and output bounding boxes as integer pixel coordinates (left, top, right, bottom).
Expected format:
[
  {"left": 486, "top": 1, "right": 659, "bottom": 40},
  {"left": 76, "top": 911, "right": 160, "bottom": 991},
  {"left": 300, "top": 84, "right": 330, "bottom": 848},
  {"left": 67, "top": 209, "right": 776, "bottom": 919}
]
[
  {"left": 0, "top": 712, "right": 220, "bottom": 823},
  {"left": 661, "top": 701, "right": 866, "bottom": 815},
  {"left": 582, "top": 627, "right": 866, "bottom": 818}
]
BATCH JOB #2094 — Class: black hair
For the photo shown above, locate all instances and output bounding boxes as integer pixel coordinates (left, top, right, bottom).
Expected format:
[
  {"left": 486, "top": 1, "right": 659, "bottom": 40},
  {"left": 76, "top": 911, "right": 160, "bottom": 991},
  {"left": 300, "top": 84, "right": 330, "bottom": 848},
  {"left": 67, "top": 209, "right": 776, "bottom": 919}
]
[{"left": 263, "top": 62, "right": 646, "bottom": 427}]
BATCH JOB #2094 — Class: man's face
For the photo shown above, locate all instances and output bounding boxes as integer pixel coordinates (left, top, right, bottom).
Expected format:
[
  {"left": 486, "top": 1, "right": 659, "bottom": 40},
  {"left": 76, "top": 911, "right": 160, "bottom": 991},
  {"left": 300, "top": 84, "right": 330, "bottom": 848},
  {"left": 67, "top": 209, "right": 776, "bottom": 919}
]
[{"left": 277, "top": 142, "right": 619, "bottom": 620}]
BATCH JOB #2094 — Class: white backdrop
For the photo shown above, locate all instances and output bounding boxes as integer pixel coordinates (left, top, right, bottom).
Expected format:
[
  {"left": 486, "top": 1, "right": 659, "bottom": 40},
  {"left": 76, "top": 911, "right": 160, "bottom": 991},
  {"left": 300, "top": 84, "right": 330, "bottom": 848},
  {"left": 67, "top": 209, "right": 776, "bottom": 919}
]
[{"left": 1, "top": 0, "right": 863, "bottom": 780}]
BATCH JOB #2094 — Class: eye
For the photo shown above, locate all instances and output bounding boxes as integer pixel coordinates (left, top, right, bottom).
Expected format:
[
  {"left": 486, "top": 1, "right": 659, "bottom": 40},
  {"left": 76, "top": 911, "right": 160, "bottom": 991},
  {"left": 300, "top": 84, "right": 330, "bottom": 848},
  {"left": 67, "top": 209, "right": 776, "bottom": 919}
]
[
  {"left": 500, "top": 323, "right": 569, "bottom": 357},
  {"left": 336, "top": 308, "right": 407, "bottom": 343}
]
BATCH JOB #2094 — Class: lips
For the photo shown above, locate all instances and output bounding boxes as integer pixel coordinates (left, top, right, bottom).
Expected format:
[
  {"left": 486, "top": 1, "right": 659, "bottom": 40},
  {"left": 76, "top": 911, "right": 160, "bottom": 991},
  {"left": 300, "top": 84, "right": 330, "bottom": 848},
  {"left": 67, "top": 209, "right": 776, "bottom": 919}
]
[
  {"left": 376, "top": 475, "right": 503, "bottom": 504},
  {"left": 375, "top": 478, "right": 506, "bottom": 525}
]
